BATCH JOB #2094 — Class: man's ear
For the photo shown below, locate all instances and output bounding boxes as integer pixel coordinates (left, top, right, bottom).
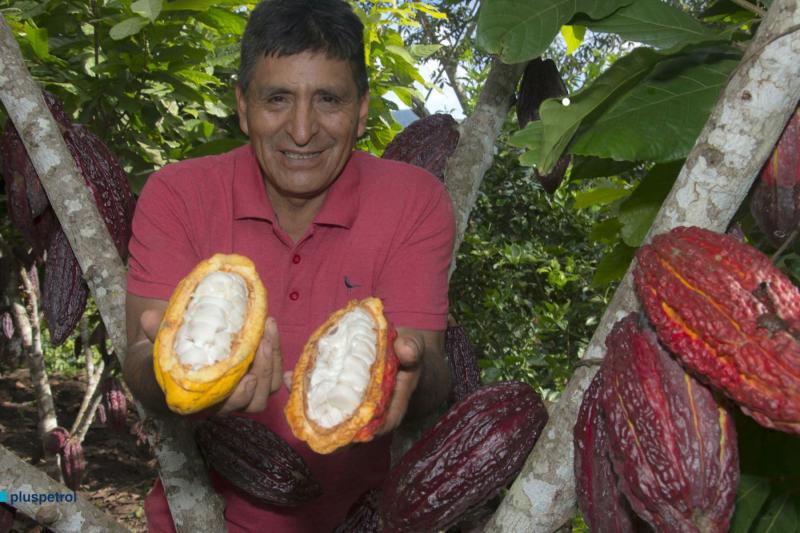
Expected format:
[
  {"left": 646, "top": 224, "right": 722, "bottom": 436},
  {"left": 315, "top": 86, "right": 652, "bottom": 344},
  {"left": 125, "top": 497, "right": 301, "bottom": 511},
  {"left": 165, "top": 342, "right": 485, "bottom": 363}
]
[
  {"left": 356, "top": 91, "right": 369, "bottom": 138},
  {"left": 236, "top": 84, "right": 249, "bottom": 136}
]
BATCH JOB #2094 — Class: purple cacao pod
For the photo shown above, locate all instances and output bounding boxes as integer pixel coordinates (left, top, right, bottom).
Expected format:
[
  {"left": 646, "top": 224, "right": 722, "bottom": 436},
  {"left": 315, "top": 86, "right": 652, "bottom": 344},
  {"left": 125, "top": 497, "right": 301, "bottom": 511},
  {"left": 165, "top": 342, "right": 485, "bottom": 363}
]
[
  {"left": 42, "top": 227, "right": 88, "bottom": 345},
  {"left": 59, "top": 437, "right": 86, "bottom": 490},
  {"left": 333, "top": 488, "right": 382, "bottom": 533},
  {"left": 102, "top": 377, "right": 127, "bottom": 432},
  {"left": 381, "top": 113, "right": 460, "bottom": 182}
]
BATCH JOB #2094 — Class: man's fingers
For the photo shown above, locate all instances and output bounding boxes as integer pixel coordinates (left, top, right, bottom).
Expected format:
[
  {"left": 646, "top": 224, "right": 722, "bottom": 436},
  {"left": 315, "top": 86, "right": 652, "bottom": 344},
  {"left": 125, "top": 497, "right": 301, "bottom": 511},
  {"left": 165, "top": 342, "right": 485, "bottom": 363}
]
[
  {"left": 242, "top": 318, "right": 278, "bottom": 413},
  {"left": 219, "top": 375, "right": 257, "bottom": 414},
  {"left": 140, "top": 308, "right": 164, "bottom": 342},
  {"left": 267, "top": 319, "right": 283, "bottom": 393},
  {"left": 394, "top": 329, "right": 425, "bottom": 368}
]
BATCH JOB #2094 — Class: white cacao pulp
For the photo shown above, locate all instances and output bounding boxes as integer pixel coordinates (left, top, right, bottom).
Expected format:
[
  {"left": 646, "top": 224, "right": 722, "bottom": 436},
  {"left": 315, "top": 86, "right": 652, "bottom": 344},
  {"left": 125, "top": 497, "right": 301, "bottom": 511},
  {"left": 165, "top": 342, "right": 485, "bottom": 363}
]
[
  {"left": 175, "top": 271, "right": 248, "bottom": 369},
  {"left": 307, "top": 307, "right": 377, "bottom": 428}
]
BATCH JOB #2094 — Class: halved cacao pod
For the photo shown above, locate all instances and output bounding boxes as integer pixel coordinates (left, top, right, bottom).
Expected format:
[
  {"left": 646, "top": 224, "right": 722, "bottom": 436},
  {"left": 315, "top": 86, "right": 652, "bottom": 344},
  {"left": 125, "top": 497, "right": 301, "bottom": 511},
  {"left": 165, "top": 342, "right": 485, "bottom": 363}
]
[
  {"left": 285, "top": 297, "right": 397, "bottom": 454},
  {"left": 601, "top": 314, "right": 738, "bottom": 532},
  {"left": 153, "top": 254, "right": 267, "bottom": 414},
  {"left": 195, "top": 416, "right": 322, "bottom": 507},
  {"left": 634, "top": 226, "right": 800, "bottom": 434},
  {"left": 574, "top": 368, "right": 642, "bottom": 533},
  {"left": 380, "top": 381, "right": 548, "bottom": 533},
  {"left": 381, "top": 113, "right": 460, "bottom": 182}
]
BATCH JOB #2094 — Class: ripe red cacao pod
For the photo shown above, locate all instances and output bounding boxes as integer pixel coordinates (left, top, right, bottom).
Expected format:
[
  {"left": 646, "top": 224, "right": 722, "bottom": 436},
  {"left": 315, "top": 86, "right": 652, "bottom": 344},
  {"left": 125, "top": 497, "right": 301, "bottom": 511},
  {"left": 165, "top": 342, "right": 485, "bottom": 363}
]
[
  {"left": 381, "top": 113, "right": 459, "bottom": 182},
  {"left": 42, "top": 227, "right": 88, "bottom": 345},
  {"left": 574, "top": 368, "right": 642, "bottom": 533},
  {"left": 634, "top": 226, "right": 800, "bottom": 434},
  {"left": 380, "top": 381, "right": 548, "bottom": 533},
  {"left": 444, "top": 324, "right": 481, "bottom": 403},
  {"left": 333, "top": 488, "right": 382, "bottom": 533},
  {"left": 600, "top": 314, "right": 738, "bottom": 532},
  {"left": 59, "top": 437, "right": 86, "bottom": 490},
  {"left": 102, "top": 377, "right": 127, "bottom": 432},
  {"left": 749, "top": 107, "right": 800, "bottom": 247},
  {"left": 195, "top": 416, "right": 322, "bottom": 507}
]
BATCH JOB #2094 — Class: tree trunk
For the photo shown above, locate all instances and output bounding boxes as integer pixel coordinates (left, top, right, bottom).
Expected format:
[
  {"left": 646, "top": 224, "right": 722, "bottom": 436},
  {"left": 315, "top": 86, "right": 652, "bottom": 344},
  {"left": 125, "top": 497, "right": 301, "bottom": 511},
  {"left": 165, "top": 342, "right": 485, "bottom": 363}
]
[
  {"left": 0, "top": 15, "right": 225, "bottom": 531},
  {"left": 485, "top": 0, "right": 800, "bottom": 531}
]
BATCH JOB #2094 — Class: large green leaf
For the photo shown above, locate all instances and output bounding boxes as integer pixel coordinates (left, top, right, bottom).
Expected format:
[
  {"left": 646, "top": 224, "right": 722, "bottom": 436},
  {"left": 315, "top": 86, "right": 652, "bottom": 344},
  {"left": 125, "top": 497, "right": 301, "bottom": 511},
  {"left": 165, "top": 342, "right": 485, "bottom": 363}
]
[
  {"left": 591, "top": 242, "right": 635, "bottom": 287},
  {"left": 23, "top": 22, "right": 49, "bottom": 60},
  {"left": 109, "top": 16, "right": 149, "bottom": 40},
  {"left": 132, "top": 0, "right": 162, "bottom": 22},
  {"left": 573, "top": 181, "right": 630, "bottom": 209},
  {"left": 578, "top": 0, "right": 720, "bottom": 50},
  {"left": 476, "top": 0, "right": 633, "bottom": 63},
  {"left": 197, "top": 8, "right": 247, "bottom": 36},
  {"left": 617, "top": 161, "right": 680, "bottom": 246},
  {"left": 731, "top": 476, "right": 773, "bottom": 533},
  {"left": 570, "top": 51, "right": 740, "bottom": 162}
]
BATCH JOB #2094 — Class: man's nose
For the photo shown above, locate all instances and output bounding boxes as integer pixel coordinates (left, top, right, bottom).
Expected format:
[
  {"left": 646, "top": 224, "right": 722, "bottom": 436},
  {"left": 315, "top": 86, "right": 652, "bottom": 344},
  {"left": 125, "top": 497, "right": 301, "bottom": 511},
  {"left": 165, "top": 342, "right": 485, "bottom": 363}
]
[{"left": 287, "top": 101, "right": 317, "bottom": 146}]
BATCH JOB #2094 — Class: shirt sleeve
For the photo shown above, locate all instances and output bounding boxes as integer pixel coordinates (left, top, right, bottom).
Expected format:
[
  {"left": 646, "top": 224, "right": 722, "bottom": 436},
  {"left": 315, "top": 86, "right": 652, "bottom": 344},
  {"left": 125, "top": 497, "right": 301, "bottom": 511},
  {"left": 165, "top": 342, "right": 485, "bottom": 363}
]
[
  {"left": 377, "top": 181, "right": 455, "bottom": 331},
  {"left": 126, "top": 169, "right": 202, "bottom": 300}
]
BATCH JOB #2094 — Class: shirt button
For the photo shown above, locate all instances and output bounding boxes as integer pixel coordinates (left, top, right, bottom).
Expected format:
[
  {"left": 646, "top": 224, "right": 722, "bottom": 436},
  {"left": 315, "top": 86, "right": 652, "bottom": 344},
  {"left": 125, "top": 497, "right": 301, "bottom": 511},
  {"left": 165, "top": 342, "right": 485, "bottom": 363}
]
[
  {"left": 289, "top": 291, "right": 300, "bottom": 301},
  {"left": 292, "top": 254, "right": 301, "bottom": 264}
]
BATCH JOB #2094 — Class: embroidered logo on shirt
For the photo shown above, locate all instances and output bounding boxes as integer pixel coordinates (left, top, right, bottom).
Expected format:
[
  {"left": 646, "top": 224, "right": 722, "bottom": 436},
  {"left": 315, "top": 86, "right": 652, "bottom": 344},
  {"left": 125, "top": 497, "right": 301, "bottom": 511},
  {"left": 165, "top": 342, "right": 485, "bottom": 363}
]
[{"left": 344, "top": 276, "right": 361, "bottom": 295}]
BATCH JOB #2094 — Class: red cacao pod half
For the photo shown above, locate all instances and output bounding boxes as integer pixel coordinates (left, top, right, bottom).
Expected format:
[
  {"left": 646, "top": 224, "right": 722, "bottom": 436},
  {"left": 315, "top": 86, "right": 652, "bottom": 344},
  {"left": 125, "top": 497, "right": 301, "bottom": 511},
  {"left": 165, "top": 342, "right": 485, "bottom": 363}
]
[
  {"left": 59, "top": 437, "right": 86, "bottom": 490},
  {"left": 600, "top": 313, "right": 738, "bottom": 532},
  {"left": 750, "top": 107, "right": 800, "bottom": 247},
  {"left": 634, "top": 226, "right": 800, "bottom": 434},
  {"left": 574, "top": 368, "right": 642, "bottom": 533},
  {"left": 195, "top": 416, "right": 322, "bottom": 507},
  {"left": 444, "top": 324, "right": 481, "bottom": 403},
  {"left": 381, "top": 113, "right": 460, "bottom": 182},
  {"left": 380, "top": 381, "right": 548, "bottom": 533},
  {"left": 285, "top": 297, "right": 398, "bottom": 454}
]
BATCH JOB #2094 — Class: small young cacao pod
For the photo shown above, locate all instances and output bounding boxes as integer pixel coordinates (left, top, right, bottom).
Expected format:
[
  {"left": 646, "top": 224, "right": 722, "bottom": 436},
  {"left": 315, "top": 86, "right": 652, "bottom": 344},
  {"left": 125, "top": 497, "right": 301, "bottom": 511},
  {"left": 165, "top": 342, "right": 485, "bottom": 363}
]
[
  {"left": 59, "top": 437, "right": 86, "bottom": 490},
  {"left": 574, "top": 368, "right": 641, "bottom": 533},
  {"left": 381, "top": 113, "right": 460, "bottom": 182},
  {"left": 95, "top": 403, "right": 108, "bottom": 426},
  {"left": 380, "top": 381, "right": 548, "bottom": 533},
  {"left": 1, "top": 311, "right": 13, "bottom": 340},
  {"left": 600, "top": 314, "right": 738, "bottom": 532},
  {"left": 43, "top": 426, "right": 70, "bottom": 455},
  {"left": 634, "top": 226, "right": 800, "bottom": 434},
  {"left": 749, "top": 106, "right": 800, "bottom": 247},
  {"left": 195, "top": 416, "right": 322, "bottom": 507},
  {"left": 333, "top": 488, "right": 383, "bottom": 533},
  {"left": 444, "top": 324, "right": 481, "bottom": 403},
  {"left": 153, "top": 254, "right": 268, "bottom": 414},
  {"left": 102, "top": 376, "right": 127, "bottom": 432},
  {"left": 285, "top": 297, "right": 398, "bottom": 454}
]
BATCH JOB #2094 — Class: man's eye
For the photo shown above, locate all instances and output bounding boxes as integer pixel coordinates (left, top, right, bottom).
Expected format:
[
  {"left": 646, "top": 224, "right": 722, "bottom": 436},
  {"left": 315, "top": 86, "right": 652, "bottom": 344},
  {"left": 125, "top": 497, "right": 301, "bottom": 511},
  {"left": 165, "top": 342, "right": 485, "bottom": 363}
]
[{"left": 320, "top": 95, "right": 341, "bottom": 105}]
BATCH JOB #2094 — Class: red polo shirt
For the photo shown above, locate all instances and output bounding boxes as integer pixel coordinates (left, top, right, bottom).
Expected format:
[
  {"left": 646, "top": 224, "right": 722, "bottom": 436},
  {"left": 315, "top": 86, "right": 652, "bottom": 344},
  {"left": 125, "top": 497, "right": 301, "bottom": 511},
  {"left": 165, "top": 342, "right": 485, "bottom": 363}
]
[{"left": 127, "top": 144, "right": 454, "bottom": 532}]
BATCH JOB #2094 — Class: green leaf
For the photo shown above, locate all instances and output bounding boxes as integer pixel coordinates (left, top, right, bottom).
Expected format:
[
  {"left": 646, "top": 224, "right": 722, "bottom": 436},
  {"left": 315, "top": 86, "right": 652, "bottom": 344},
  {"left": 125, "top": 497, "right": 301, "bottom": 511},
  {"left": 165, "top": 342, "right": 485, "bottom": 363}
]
[
  {"left": 561, "top": 25, "right": 586, "bottom": 55},
  {"left": 537, "top": 46, "right": 663, "bottom": 173},
  {"left": 131, "top": 0, "right": 162, "bottom": 22},
  {"left": 589, "top": 218, "right": 622, "bottom": 244},
  {"left": 477, "top": 0, "right": 633, "bottom": 63},
  {"left": 109, "top": 16, "right": 149, "bottom": 40},
  {"left": 580, "top": 0, "right": 720, "bottom": 50},
  {"left": 730, "top": 476, "right": 772, "bottom": 533},
  {"left": 570, "top": 52, "right": 740, "bottom": 163},
  {"left": 573, "top": 183, "right": 630, "bottom": 209},
  {"left": 185, "top": 138, "right": 248, "bottom": 158},
  {"left": 570, "top": 156, "right": 636, "bottom": 179},
  {"left": 161, "top": 0, "right": 244, "bottom": 11},
  {"left": 592, "top": 242, "right": 636, "bottom": 287},
  {"left": 618, "top": 161, "right": 681, "bottom": 246},
  {"left": 510, "top": 121, "right": 544, "bottom": 167},
  {"left": 385, "top": 44, "right": 415, "bottom": 65},
  {"left": 23, "top": 23, "right": 49, "bottom": 60},
  {"left": 197, "top": 8, "right": 247, "bottom": 35},
  {"left": 408, "top": 43, "right": 442, "bottom": 59},
  {"left": 752, "top": 493, "right": 799, "bottom": 533}
]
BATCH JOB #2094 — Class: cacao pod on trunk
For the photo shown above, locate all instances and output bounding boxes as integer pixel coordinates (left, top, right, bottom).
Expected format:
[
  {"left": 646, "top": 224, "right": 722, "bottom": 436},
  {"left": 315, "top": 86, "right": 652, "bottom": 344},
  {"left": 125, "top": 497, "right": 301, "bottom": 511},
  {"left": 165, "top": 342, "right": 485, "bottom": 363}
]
[
  {"left": 102, "top": 376, "right": 127, "bottom": 432},
  {"left": 516, "top": 58, "right": 568, "bottom": 128},
  {"left": 601, "top": 314, "right": 738, "bottom": 532},
  {"left": 42, "top": 227, "right": 88, "bottom": 346},
  {"left": 574, "top": 368, "right": 641, "bottom": 533},
  {"left": 60, "top": 437, "right": 86, "bottom": 490},
  {"left": 444, "top": 324, "right": 481, "bottom": 403},
  {"left": 381, "top": 113, "right": 459, "bottom": 182},
  {"left": 380, "top": 381, "right": 548, "bottom": 533},
  {"left": 1, "top": 311, "right": 13, "bottom": 340},
  {"left": 43, "top": 426, "right": 70, "bottom": 455},
  {"left": 634, "top": 226, "right": 800, "bottom": 434},
  {"left": 285, "top": 297, "right": 397, "bottom": 454},
  {"left": 749, "top": 107, "right": 800, "bottom": 247},
  {"left": 195, "top": 416, "right": 322, "bottom": 507},
  {"left": 333, "top": 488, "right": 382, "bottom": 533}
]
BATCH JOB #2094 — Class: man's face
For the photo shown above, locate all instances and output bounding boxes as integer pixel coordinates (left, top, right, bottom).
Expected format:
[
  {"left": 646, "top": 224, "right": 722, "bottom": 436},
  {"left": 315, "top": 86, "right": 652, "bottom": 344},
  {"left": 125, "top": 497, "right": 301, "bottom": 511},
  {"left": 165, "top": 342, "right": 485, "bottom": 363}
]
[{"left": 236, "top": 51, "right": 369, "bottom": 201}]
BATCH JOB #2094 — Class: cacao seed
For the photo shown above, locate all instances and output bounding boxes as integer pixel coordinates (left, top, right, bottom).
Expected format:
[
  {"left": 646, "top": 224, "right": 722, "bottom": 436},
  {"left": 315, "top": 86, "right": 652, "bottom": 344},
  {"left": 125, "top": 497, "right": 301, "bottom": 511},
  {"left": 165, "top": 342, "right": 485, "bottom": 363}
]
[
  {"left": 42, "top": 227, "right": 88, "bottom": 346},
  {"left": 634, "top": 226, "right": 800, "bottom": 434},
  {"left": 195, "top": 416, "right": 322, "bottom": 507},
  {"left": 380, "top": 381, "right": 548, "bottom": 533},
  {"left": 381, "top": 113, "right": 459, "bottom": 182},
  {"left": 600, "top": 314, "right": 738, "bottom": 532},
  {"left": 444, "top": 324, "right": 481, "bottom": 403}
]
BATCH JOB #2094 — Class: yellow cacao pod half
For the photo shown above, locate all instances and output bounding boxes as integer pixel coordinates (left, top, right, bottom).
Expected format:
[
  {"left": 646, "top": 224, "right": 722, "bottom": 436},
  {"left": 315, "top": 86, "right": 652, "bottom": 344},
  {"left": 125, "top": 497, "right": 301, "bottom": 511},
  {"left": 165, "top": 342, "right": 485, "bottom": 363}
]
[
  {"left": 285, "top": 297, "right": 398, "bottom": 454},
  {"left": 154, "top": 254, "right": 267, "bottom": 414}
]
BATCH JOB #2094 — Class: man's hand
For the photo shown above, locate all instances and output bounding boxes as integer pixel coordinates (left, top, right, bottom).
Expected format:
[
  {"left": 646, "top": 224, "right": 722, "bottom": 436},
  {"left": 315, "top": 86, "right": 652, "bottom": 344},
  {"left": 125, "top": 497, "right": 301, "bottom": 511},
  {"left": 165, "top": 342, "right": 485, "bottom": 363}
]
[{"left": 376, "top": 327, "right": 448, "bottom": 435}]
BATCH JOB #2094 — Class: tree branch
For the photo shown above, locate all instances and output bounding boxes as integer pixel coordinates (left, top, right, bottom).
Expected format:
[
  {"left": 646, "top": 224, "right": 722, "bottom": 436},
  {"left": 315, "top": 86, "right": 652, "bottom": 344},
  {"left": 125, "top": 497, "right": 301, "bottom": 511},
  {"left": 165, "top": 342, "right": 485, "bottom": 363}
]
[{"left": 485, "top": 0, "right": 800, "bottom": 530}]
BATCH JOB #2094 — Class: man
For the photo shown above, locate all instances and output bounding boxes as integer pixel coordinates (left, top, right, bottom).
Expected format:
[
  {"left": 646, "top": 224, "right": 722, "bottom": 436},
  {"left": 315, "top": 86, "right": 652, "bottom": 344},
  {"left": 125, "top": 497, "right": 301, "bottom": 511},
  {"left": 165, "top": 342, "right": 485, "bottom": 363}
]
[{"left": 122, "top": 0, "right": 455, "bottom": 531}]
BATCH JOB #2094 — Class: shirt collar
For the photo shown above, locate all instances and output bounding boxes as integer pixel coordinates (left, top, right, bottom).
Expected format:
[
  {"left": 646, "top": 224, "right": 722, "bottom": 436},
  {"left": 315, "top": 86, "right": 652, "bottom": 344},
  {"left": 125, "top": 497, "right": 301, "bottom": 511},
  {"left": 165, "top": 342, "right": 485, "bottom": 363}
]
[{"left": 232, "top": 144, "right": 362, "bottom": 229}]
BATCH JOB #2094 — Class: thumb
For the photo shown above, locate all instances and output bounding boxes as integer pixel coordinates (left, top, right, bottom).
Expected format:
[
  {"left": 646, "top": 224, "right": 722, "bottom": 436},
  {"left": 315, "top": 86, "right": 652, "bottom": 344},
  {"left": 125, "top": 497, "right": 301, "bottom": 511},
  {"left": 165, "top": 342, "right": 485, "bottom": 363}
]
[
  {"left": 141, "top": 308, "right": 164, "bottom": 342},
  {"left": 394, "top": 334, "right": 423, "bottom": 367}
]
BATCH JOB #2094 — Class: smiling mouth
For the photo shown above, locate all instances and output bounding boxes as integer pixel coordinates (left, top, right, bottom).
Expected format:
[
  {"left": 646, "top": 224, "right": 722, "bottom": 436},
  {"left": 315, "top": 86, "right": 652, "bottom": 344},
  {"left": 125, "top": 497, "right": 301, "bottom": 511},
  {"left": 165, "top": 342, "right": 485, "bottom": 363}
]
[{"left": 283, "top": 151, "right": 321, "bottom": 160}]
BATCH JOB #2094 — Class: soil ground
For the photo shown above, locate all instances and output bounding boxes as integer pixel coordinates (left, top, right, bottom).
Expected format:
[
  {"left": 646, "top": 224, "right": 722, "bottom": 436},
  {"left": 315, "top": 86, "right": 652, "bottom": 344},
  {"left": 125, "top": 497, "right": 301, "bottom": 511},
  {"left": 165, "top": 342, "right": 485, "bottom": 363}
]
[{"left": 0, "top": 367, "right": 155, "bottom": 532}]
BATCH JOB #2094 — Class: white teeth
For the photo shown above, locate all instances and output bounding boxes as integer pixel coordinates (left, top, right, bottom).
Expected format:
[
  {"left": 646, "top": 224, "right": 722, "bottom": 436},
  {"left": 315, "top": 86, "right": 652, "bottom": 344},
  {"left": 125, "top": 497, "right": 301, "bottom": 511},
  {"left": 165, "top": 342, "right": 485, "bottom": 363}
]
[{"left": 284, "top": 151, "right": 318, "bottom": 160}]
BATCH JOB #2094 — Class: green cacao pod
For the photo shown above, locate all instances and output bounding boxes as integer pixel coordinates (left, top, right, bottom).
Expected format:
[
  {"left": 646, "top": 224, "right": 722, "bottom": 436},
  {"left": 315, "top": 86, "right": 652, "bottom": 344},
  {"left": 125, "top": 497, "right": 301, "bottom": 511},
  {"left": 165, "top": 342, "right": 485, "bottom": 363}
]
[
  {"left": 380, "top": 381, "right": 548, "bottom": 533},
  {"left": 601, "top": 313, "right": 738, "bottom": 532},
  {"left": 195, "top": 416, "right": 322, "bottom": 507},
  {"left": 634, "top": 226, "right": 800, "bottom": 434},
  {"left": 749, "top": 106, "right": 800, "bottom": 247},
  {"left": 574, "top": 368, "right": 642, "bottom": 533},
  {"left": 381, "top": 113, "right": 459, "bottom": 182}
]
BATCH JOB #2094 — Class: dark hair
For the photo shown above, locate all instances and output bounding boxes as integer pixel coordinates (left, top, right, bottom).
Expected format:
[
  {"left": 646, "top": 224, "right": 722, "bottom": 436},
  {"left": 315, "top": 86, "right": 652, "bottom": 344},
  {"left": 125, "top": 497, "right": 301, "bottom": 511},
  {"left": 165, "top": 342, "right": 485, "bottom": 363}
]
[{"left": 239, "top": 0, "right": 368, "bottom": 96}]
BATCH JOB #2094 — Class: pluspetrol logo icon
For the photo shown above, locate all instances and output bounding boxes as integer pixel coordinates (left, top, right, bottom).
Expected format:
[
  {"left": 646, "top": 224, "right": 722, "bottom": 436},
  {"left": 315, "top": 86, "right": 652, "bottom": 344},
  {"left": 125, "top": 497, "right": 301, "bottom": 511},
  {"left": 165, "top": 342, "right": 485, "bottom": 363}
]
[{"left": 0, "top": 488, "right": 76, "bottom": 505}]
